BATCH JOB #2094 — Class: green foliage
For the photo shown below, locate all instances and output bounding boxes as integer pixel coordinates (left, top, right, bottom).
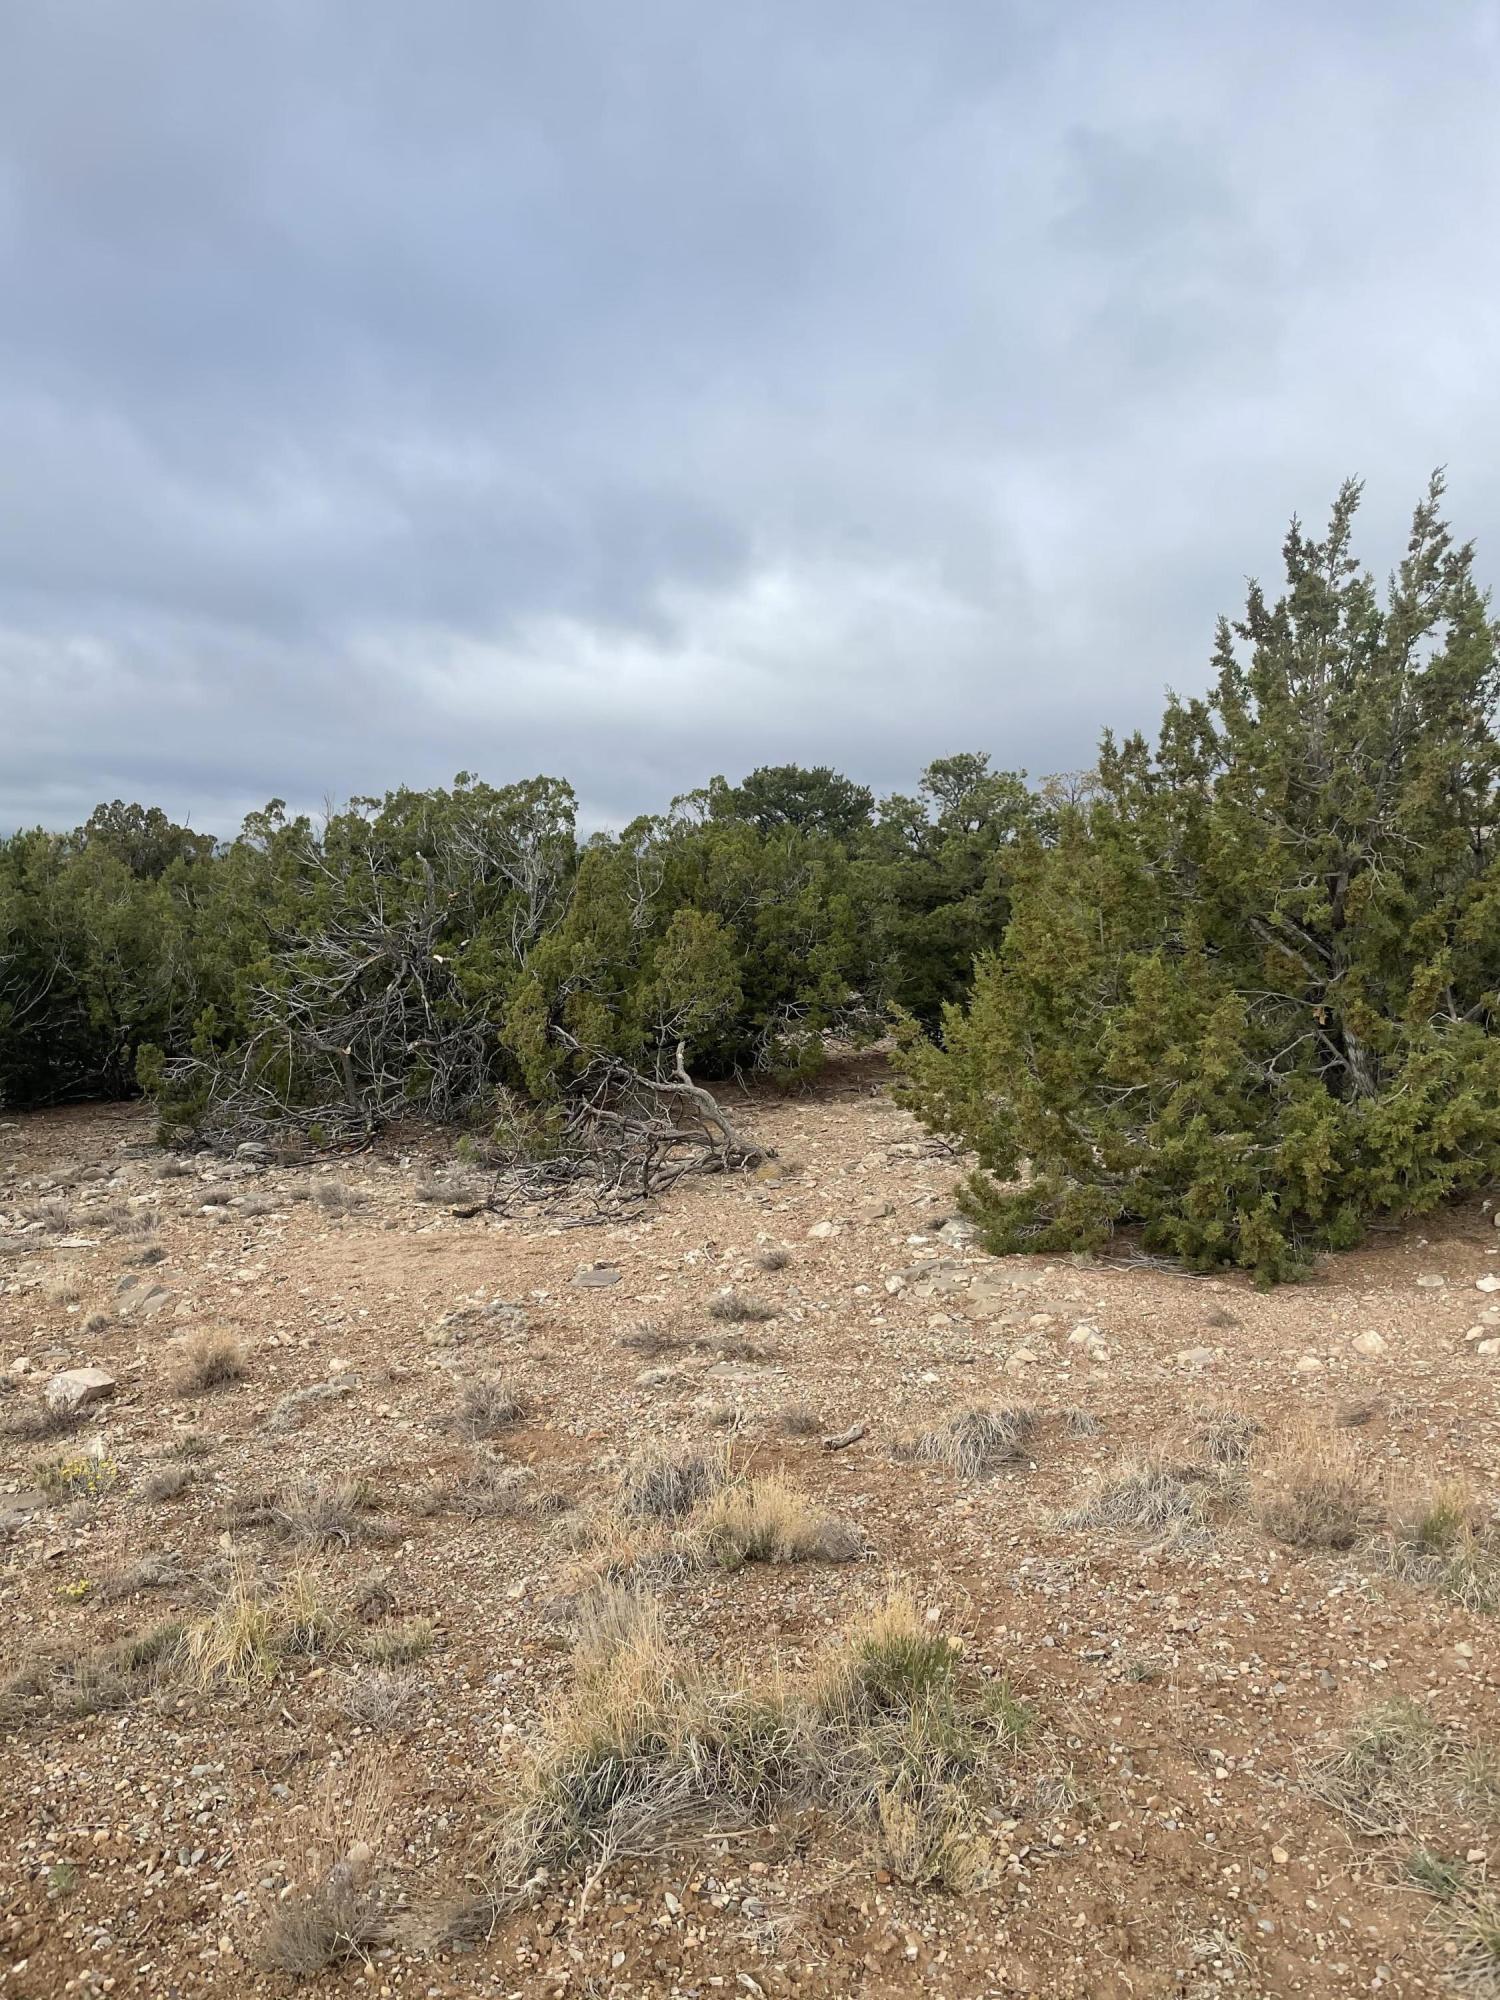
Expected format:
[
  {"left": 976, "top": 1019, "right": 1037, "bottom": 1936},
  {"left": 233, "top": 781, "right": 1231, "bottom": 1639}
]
[{"left": 900, "top": 476, "right": 1500, "bottom": 1282}]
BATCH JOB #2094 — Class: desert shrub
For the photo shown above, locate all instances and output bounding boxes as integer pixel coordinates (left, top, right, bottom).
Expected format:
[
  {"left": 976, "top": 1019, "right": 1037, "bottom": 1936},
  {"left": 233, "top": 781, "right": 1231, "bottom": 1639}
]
[
  {"left": 1257, "top": 1431, "right": 1380, "bottom": 1551},
  {"left": 906, "top": 1406, "right": 1035, "bottom": 1478},
  {"left": 692, "top": 1475, "right": 863, "bottom": 1567},
  {"left": 167, "top": 1331, "right": 246, "bottom": 1395},
  {"left": 899, "top": 479, "right": 1500, "bottom": 1282},
  {"left": 618, "top": 1447, "right": 723, "bottom": 1522}
]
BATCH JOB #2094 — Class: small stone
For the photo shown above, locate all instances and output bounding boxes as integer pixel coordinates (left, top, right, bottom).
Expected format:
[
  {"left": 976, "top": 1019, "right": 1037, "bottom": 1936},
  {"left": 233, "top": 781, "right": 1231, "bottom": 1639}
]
[
  {"left": 1271, "top": 1845, "right": 1289, "bottom": 1867},
  {"left": 806, "top": 1221, "right": 837, "bottom": 1240},
  {"left": 44, "top": 1366, "right": 116, "bottom": 1412},
  {"left": 1294, "top": 1353, "right": 1324, "bottom": 1374},
  {"left": 1476, "top": 1339, "right": 1500, "bottom": 1358},
  {"left": 571, "top": 1265, "right": 620, "bottom": 1288},
  {"left": 1477, "top": 1275, "right": 1500, "bottom": 1293},
  {"left": 1175, "top": 1346, "right": 1217, "bottom": 1370},
  {"left": 1351, "top": 1330, "right": 1388, "bottom": 1357},
  {"left": 1004, "top": 1348, "right": 1040, "bottom": 1374},
  {"left": 1416, "top": 1275, "right": 1447, "bottom": 1289}
]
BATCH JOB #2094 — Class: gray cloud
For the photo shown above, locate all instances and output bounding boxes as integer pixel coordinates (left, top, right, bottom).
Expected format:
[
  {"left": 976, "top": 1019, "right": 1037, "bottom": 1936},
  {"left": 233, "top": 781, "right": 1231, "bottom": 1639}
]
[{"left": 3, "top": 0, "right": 1499, "bottom": 834}]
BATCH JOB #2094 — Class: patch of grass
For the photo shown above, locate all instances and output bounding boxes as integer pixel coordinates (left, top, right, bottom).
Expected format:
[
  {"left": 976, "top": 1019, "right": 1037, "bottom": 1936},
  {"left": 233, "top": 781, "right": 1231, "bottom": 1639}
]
[
  {"left": 169, "top": 1432, "right": 213, "bottom": 1461},
  {"left": 481, "top": 1590, "right": 1020, "bottom": 1911},
  {"left": 449, "top": 1376, "right": 529, "bottom": 1439},
  {"left": 699, "top": 1400, "right": 742, "bottom": 1431},
  {"left": 337, "top": 1667, "right": 421, "bottom": 1732},
  {"left": 1063, "top": 1407, "right": 1100, "bottom": 1438},
  {"left": 413, "top": 1449, "right": 534, "bottom": 1521},
  {"left": 1379, "top": 1482, "right": 1500, "bottom": 1614},
  {"left": 707, "top": 1289, "right": 777, "bottom": 1325},
  {"left": 1309, "top": 1697, "right": 1500, "bottom": 1837},
  {"left": 247, "top": 1476, "right": 397, "bottom": 1549},
  {"left": 32, "top": 1199, "right": 74, "bottom": 1234},
  {"left": 1406, "top": 1846, "right": 1469, "bottom": 1900},
  {"left": 39, "top": 1266, "right": 82, "bottom": 1305},
  {"left": 1195, "top": 1409, "right": 1262, "bottom": 1465},
  {"left": 618, "top": 1446, "right": 724, "bottom": 1522},
  {"left": 248, "top": 1760, "right": 390, "bottom": 1973},
  {"left": 692, "top": 1475, "right": 863, "bottom": 1568},
  {"left": 183, "top": 1562, "right": 345, "bottom": 1688},
  {"left": 167, "top": 1330, "right": 247, "bottom": 1395},
  {"left": 82, "top": 1311, "right": 110, "bottom": 1335},
  {"left": 756, "top": 1247, "right": 792, "bottom": 1272},
  {"left": 1060, "top": 1450, "right": 1228, "bottom": 1544},
  {"left": 358, "top": 1616, "right": 434, "bottom": 1666},
  {"left": 907, "top": 1406, "right": 1035, "bottom": 1479},
  {"left": 1257, "top": 1430, "right": 1381, "bottom": 1551},
  {"left": 133, "top": 1243, "right": 168, "bottom": 1266}
]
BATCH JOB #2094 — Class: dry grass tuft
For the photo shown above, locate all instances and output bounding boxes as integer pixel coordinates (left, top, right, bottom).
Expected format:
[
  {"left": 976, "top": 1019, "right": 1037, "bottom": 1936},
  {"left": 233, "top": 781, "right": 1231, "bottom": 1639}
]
[
  {"left": 1061, "top": 1450, "right": 1232, "bottom": 1545},
  {"left": 414, "top": 1450, "right": 534, "bottom": 1521},
  {"left": 692, "top": 1474, "right": 863, "bottom": 1568},
  {"left": 167, "top": 1330, "right": 247, "bottom": 1395},
  {"left": 1378, "top": 1481, "right": 1500, "bottom": 1614},
  {"left": 707, "top": 1289, "right": 777, "bottom": 1325},
  {"left": 908, "top": 1406, "right": 1036, "bottom": 1479},
  {"left": 1195, "top": 1409, "right": 1262, "bottom": 1465},
  {"left": 358, "top": 1616, "right": 434, "bottom": 1666},
  {"left": 618, "top": 1446, "right": 724, "bottom": 1521},
  {"left": 337, "top": 1667, "right": 422, "bottom": 1732},
  {"left": 1257, "top": 1428, "right": 1381, "bottom": 1551},
  {"left": 182, "top": 1561, "right": 345, "bottom": 1687},
  {"left": 449, "top": 1376, "right": 529, "bottom": 1439},
  {"left": 756, "top": 1247, "right": 792, "bottom": 1272},
  {"left": 249, "top": 1476, "right": 397, "bottom": 1549},
  {"left": 2, "top": 1400, "right": 88, "bottom": 1443},
  {"left": 248, "top": 1759, "right": 391, "bottom": 1974}
]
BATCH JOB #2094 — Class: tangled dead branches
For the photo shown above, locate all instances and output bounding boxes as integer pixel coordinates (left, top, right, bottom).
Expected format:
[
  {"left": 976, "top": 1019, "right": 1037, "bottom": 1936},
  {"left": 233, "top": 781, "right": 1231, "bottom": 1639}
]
[{"left": 485, "top": 1036, "right": 770, "bottom": 1215}]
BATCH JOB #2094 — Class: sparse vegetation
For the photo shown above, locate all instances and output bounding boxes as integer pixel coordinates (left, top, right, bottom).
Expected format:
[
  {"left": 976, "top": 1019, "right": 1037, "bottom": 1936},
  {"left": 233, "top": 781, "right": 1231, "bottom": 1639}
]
[
  {"left": 707, "top": 1288, "right": 777, "bottom": 1325},
  {"left": 1257, "top": 1431, "right": 1379, "bottom": 1551},
  {"left": 618, "top": 1446, "right": 724, "bottom": 1522},
  {"left": 692, "top": 1474, "right": 863, "bottom": 1567},
  {"left": 477, "top": 1590, "right": 1026, "bottom": 1913},
  {"left": 359, "top": 1616, "right": 434, "bottom": 1666},
  {"left": 907, "top": 1405, "right": 1035, "bottom": 1478},
  {"left": 167, "top": 1330, "right": 247, "bottom": 1395},
  {"left": 448, "top": 1376, "right": 528, "bottom": 1439},
  {"left": 182, "top": 1562, "right": 345, "bottom": 1687},
  {"left": 246, "top": 1761, "right": 391, "bottom": 1974},
  {"left": 1061, "top": 1451, "right": 1230, "bottom": 1545}
]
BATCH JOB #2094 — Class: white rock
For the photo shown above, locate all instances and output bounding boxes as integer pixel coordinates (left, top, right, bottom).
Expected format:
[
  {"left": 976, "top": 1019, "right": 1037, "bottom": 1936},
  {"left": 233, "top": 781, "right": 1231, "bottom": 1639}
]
[
  {"left": 1477, "top": 1339, "right": 1500, "bottom": 1358},
  {"left": 1351, "top": 1330, "right": 1388, "bottom": 1357},
  {"left": 806, "top": 1221, "right": 837, "bottom": 1240},
  {"left": 1294, "top": 1353, "right": 1324, "bottom": 1373},
  {"left": 44, "top": 1365, "right": 116, "bottom": 1412},
  {"left": 1004, "top": 1348, "right": 1040, "bottom": 1374},
  {"left": 1477, "top": 1274, "right": 1500, "bottom": 1293},
  {"left": 1174, "top": 1346, "right": 1217, "bottom": 1369},
  {"left": 1416, "top": 1275, "right": 1447, "bottom": 1289}
]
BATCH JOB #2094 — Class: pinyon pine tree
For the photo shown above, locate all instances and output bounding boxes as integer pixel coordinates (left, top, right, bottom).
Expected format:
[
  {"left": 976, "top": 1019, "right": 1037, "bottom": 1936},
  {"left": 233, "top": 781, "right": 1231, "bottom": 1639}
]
[{"left": 899, "top": 476, "right": 1500, "bottom": 1282}]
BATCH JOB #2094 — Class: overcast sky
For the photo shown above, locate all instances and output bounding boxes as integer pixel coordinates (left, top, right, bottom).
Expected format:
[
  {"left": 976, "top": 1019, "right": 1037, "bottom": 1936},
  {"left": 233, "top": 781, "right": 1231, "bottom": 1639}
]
[{"left": 3, "top": 1, "right": 1499, "bottom": 836}]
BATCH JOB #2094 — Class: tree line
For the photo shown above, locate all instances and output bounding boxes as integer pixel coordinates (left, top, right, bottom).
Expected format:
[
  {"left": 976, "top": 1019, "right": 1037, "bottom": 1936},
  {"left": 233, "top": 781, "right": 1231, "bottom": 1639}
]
[{"left": 4, "top": 475, "right": 1498, "bottom": 1280}]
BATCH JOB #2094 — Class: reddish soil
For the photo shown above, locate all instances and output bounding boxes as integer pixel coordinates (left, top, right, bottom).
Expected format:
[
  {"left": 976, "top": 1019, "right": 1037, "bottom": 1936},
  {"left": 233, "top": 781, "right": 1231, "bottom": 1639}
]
[{"left": 4, "top": 1059, "right": 1500, "bottom": 1997}]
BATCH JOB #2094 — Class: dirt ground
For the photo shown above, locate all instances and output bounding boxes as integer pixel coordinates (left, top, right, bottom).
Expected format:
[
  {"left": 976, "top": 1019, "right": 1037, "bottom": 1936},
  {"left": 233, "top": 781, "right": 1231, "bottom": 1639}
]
[{"left": 4, "top": 1057, "right": 1500, "bottom": 1999}]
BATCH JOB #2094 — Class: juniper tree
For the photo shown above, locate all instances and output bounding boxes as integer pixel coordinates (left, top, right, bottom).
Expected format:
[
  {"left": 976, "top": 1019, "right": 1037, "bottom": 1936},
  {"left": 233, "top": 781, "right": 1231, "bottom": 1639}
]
[{"left": 899, "top": 476, "right": 1500, "bottom": 1282}]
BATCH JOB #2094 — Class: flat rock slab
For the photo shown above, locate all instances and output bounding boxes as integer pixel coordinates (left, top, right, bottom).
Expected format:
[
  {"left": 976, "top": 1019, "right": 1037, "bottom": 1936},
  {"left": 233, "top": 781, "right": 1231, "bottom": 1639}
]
[
  {"left": 572, "top": 1266, "right": 621, "bottom": 1288},
  {"left": 45, "top": 1366, "right": 116, "bottom": 1412}
]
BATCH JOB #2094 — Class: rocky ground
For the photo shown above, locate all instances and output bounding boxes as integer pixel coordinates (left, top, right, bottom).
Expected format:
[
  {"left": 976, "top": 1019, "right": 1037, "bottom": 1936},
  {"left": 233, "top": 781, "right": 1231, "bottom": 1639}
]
[{"left": 5, "top": 1057, "right": 1500, "bottom": 1999}]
